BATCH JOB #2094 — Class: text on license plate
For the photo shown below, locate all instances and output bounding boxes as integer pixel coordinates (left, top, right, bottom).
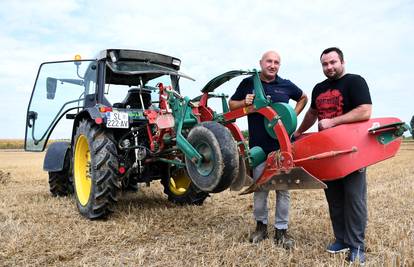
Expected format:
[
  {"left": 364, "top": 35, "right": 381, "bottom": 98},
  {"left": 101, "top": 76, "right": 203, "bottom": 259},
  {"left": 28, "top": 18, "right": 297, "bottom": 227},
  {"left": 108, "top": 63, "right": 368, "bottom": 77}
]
[{"left": 106, "top": 111, "right": 129, "bottom": 128}]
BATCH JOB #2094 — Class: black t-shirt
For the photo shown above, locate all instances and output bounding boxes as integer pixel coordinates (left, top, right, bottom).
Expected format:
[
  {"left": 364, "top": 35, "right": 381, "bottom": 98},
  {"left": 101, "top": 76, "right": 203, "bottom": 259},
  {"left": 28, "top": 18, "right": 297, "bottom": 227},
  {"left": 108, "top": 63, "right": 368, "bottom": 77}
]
[
  {"left": 231, "top": 75, "right": 303, "bottom": 154},
  {"left": 311, "top": 74, "right": 372, "bottom": 120}
]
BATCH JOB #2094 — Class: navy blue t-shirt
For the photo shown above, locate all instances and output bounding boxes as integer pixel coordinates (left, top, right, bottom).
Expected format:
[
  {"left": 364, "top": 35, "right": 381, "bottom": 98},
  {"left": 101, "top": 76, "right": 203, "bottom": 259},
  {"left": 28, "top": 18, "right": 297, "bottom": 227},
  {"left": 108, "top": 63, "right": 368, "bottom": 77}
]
[{"left": 231, "top": 75, "right": 303, "bottom": 154}]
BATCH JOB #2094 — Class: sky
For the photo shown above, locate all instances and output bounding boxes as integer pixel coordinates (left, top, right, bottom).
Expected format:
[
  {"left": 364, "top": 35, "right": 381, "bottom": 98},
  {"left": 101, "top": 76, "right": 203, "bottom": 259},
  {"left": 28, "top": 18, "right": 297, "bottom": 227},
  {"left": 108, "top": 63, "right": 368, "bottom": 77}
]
[{"left": 0, "top": 0, "right": 413, "bottom": 139}]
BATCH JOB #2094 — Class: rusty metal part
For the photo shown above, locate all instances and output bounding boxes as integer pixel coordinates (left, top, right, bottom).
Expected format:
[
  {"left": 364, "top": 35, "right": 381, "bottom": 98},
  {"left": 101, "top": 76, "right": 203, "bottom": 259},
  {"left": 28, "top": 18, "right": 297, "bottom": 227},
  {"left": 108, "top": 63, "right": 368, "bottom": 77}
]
[{"left": 239, "top": 167, "right": 327, "bottom": 195}]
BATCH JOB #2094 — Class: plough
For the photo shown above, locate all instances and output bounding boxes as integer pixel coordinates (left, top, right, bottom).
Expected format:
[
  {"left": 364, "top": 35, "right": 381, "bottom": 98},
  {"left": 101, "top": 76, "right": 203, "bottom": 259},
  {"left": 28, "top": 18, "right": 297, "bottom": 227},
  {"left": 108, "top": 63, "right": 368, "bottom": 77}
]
[{"left": 194, "top": 70, "right": 412, "bottom": 194}]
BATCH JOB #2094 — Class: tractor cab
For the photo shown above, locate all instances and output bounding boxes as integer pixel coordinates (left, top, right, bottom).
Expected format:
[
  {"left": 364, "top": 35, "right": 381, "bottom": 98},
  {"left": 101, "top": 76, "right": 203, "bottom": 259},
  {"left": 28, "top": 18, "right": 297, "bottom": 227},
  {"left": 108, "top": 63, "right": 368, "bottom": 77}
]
[{"left": 25, "top": 49, "right": 194, "bottom": 152}]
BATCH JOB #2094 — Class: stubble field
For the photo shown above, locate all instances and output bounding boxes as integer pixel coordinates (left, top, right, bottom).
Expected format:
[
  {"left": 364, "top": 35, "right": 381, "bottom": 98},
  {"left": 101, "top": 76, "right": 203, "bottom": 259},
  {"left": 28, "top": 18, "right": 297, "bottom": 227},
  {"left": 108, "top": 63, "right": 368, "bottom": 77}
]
[{"left": 0, "top": 142, "right": 413, "bottom": 266}]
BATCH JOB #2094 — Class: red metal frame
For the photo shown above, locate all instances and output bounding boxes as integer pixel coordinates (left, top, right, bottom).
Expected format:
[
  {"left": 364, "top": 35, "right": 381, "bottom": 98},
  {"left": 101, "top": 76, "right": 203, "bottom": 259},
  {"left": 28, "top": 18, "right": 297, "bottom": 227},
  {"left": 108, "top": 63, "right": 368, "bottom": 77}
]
[
  {"left": 223, "top": 106, "right": 292, "bottom": 154},
  {"left": 224, "top": 122, "right": 246, "bottom": 155}
]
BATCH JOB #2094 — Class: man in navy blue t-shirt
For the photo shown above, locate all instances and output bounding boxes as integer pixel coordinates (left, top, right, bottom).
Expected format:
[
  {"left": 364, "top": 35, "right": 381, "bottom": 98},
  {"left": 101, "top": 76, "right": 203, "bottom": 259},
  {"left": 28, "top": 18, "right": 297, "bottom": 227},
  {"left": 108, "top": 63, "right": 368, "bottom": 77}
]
[{"left": 229, "top": 50, "right": 307, "bottom": 248}]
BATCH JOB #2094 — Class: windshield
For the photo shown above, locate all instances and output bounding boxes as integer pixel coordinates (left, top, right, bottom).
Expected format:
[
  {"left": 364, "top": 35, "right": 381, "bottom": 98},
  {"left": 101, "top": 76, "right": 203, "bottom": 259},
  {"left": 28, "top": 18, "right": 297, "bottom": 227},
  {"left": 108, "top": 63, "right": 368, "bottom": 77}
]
[
  {"left": 103, "top": 60, "right": 195, "bottom": 108},
  {"left": 104, "top": 74, "right": 171, "bottom": 108}
]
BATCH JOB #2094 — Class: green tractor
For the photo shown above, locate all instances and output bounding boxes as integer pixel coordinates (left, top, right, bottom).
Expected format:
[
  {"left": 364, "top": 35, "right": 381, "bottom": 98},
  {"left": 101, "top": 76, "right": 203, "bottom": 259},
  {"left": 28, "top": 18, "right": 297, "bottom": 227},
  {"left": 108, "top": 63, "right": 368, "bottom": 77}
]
[{"left": 25, "top": 49, "right": 239, "bottom": 219}]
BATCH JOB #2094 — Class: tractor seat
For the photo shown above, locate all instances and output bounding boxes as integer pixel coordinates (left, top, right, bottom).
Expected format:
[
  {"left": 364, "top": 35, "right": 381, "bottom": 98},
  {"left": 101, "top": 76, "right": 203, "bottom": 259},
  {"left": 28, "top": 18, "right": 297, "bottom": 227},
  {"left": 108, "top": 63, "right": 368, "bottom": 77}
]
[{"left": 113, "top": 88, "right": 152, "bottom": 109}]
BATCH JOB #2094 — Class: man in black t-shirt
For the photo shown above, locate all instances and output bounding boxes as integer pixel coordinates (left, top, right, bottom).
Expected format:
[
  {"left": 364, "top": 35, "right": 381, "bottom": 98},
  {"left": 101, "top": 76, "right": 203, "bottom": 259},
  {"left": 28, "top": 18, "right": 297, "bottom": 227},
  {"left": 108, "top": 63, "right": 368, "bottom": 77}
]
[
  {"left": 295, "top": 47, "right": 372, "bottom": 264},
  {"left": 229, "top": 50, "right": 308, "bottom": 248}
]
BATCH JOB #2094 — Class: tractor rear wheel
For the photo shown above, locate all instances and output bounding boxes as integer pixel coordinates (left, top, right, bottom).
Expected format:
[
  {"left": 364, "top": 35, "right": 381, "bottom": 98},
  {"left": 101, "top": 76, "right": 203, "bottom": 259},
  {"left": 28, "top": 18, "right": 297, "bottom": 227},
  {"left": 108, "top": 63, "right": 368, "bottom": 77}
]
[
  {"left": 161, "top": 167, "right": 209, "bottom": 205},
  {"left": 185, "top": 121, "right": 239, "bottom": 193},
  {"left": 48, "top": 153, "right": 73, "bottom": 196},
  {"left": 73, "top": 119, "right": 121, "bottom": 219}
]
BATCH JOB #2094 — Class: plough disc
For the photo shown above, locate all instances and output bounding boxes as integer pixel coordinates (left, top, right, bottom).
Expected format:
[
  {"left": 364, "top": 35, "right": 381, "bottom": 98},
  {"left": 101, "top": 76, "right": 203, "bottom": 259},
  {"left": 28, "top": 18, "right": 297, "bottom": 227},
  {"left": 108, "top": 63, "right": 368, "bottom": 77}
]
[{"left": 229, "top": 156, "right": 248, "bottom": 191}]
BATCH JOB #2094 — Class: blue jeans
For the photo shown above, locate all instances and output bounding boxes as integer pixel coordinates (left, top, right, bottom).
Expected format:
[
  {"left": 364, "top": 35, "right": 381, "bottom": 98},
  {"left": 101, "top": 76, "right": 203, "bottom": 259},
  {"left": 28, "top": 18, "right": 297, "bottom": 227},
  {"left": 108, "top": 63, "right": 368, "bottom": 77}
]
[{"left": 252, "top": 162, "right": 290, "bottom": 229}]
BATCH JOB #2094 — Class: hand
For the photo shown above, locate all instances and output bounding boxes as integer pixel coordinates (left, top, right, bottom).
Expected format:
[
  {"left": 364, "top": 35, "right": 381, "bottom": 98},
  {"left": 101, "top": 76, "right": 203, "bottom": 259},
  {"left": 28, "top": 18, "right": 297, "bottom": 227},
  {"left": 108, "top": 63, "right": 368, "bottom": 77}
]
[
  {"left": 245, "top": 94, "right": 255, "bottom": 106},
  {"left": 318, "top": 118, "right": 336, "bottom": 130},
  {"left": 293, "top": 131, "right": 301, "bottom": 139}
]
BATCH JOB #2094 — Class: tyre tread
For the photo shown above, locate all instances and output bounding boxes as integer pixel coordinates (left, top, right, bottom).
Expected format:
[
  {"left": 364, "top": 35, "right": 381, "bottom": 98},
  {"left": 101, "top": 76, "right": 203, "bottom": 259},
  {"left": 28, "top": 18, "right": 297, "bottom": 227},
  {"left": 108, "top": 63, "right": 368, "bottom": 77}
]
[{"left": 73, "top": 119, "right": 120, "bottom": 219}]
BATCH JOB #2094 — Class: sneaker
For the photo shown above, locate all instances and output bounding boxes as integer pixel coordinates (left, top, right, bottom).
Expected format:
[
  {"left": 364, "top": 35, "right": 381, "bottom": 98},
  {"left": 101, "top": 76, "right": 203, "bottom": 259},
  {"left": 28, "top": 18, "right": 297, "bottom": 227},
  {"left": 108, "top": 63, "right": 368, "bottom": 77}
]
[
  {"left": 249, "top": 221, "right": 268, "bottom": 243},
  {"left": 274, "top": 228, "right": 295, "bottom": 249},
  {"left": 326, "top": 241, "right": 350, "bottom": 254},
  {"left": 346, "top": 247, "right": 365, "bottom": 265}
]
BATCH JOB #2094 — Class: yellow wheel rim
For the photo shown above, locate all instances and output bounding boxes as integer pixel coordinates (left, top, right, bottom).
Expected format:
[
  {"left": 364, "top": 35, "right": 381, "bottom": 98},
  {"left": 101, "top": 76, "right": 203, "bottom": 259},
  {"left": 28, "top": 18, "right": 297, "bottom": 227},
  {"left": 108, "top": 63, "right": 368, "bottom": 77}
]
[
  {"left": 169, "top": 169, "right": 191, "bottom": 196},
  {"left": 74, "top": 135, "right": 92, "bottom": 206}
]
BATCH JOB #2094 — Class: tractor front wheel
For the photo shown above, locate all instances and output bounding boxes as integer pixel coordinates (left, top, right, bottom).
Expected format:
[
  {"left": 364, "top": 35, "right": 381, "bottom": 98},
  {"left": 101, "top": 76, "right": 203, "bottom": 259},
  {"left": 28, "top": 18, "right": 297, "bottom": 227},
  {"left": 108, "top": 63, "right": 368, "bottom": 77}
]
[
  {"left": 73, "top": 119, "right": 120, "bottom": 219},
  {"left": 161, "top": 167, "right": 209, "bottom": 205}
]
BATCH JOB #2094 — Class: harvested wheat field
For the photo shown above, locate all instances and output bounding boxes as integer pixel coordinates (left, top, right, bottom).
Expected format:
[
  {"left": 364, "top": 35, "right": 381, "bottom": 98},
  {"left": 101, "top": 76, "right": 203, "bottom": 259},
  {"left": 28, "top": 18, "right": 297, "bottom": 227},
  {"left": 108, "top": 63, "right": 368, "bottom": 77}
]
[{"left": 0, "top": 143, "right": 413, "bottom": 266}]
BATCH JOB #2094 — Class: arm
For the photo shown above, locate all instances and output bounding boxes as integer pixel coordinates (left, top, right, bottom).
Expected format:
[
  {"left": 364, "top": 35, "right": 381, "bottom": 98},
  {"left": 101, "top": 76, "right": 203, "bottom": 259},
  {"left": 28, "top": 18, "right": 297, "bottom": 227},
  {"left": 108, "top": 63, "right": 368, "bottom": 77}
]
[
  {"left": 294, "top": 108, "right": 318, "bottom": 136},
  {"left": 229, "top": 94, "right": 255, "bottom": 111},
  {"left": 294, "top": 93, "right": 308, "bottom": 115},
  {"left": 318, "top": 104, "right": 372, "bottom": 130}
]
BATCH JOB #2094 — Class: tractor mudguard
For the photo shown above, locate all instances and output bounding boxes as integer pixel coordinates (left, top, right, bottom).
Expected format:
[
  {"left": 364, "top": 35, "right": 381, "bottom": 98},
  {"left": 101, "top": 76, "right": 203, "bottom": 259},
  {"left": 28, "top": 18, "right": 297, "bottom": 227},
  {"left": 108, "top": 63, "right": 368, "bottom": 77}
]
[
  {"left": 84, "top": 107, "right": 103, "bottom": 120},
  {"left": 70, "top": 109, "right": 103, "bottom": 143},
  {"left": 43, "top": 141, "right": 71, "bottom": 172}
]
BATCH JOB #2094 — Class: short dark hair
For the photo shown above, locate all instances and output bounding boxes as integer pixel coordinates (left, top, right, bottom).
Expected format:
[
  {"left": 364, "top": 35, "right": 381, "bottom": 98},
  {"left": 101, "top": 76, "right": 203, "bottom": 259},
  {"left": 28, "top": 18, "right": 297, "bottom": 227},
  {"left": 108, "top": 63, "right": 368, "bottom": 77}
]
[{"left": 320, "top": 47, "right": 344, "bottom": 62}]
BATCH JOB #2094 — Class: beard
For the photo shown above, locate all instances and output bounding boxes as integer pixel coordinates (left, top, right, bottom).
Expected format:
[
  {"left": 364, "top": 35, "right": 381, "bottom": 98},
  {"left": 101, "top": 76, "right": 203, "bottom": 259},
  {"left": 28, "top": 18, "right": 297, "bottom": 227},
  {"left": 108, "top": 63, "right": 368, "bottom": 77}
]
[{"left": 325, "top": 68, "right": 344, "bottom": 80}]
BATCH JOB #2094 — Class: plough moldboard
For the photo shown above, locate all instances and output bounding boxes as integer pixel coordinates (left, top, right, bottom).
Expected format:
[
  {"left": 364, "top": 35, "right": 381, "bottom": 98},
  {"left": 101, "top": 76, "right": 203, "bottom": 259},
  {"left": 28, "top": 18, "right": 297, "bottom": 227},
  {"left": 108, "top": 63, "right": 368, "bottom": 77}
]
[{"left": 239, "top": 117, "right": 407, "bottom": 194}]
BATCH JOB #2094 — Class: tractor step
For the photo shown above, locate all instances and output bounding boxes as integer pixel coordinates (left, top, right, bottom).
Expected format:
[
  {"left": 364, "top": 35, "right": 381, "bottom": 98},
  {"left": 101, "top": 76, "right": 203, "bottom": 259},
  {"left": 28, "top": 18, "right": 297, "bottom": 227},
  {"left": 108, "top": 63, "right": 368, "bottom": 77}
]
[{"left": 239, "top": 167, "right": 327, "bottom": 195}]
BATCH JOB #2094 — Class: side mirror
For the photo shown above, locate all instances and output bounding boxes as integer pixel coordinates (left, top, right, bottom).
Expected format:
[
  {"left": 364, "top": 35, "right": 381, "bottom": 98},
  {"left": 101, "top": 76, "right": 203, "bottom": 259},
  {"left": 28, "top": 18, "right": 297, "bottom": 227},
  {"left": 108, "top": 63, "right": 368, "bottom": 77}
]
[{"left": 46, "top": 77, "right": 57, "bottom": 99}]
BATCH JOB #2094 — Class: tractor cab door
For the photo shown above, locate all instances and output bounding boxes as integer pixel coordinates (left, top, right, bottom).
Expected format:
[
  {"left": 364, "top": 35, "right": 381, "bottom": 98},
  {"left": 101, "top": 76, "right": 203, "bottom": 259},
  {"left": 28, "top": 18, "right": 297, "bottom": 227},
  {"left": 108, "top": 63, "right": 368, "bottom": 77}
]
[{"left": 25, "top": 60, "right": 98, "bottom": 151}]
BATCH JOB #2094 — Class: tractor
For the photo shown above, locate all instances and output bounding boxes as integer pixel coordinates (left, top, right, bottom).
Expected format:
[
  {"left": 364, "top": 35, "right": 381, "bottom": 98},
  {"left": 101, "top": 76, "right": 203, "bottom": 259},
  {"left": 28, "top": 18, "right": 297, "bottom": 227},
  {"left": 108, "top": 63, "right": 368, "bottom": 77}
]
[
  {"left": 25, "top": 49, "right": 412, "bottom": 219},
  {"left": 25, "top": 49, "right": 214, "bottom": 219}
]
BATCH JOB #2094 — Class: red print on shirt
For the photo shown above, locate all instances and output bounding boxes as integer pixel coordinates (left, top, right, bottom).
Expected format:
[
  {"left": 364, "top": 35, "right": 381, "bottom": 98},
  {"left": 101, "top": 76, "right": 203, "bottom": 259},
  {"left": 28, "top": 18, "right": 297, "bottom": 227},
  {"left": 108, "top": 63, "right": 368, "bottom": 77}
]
[{"left": 315, "top": 89, "right": 344, "bottom": 120}]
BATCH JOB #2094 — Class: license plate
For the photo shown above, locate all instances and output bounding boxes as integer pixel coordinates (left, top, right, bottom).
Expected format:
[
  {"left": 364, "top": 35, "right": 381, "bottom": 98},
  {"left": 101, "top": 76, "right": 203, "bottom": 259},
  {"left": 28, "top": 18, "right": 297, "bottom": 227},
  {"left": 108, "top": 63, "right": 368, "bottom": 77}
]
[{"left": 106, "top": 111, "right": 129, "bottom": 128}]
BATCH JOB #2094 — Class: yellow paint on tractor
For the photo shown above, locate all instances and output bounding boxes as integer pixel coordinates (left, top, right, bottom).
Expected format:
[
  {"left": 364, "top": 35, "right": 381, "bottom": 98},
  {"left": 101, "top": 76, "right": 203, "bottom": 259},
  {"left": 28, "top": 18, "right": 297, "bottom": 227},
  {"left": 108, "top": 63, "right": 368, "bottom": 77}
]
[
  {"left": 74, "top": 135, "right": 92, "bottom": 206},
  {"left": 169, "top": 169, "right": 190, "bottom": 195}
]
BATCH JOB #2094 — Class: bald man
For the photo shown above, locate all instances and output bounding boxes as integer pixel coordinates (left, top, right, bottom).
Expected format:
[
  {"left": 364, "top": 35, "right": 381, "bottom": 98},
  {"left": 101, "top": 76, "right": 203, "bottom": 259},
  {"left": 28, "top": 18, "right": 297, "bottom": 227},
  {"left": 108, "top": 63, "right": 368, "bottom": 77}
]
[{"left": 229, "top": 51, "right": 307, "bottom": 248}]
